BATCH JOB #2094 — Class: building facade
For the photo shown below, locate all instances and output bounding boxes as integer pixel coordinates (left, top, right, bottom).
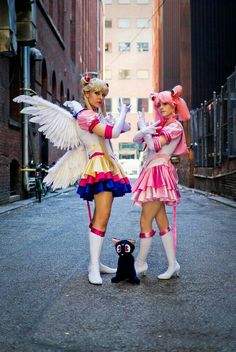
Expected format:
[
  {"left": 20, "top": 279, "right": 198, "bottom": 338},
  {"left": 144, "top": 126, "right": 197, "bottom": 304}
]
[
  {"left": 0, "top": 0, "right": 104, "bottom": 204},
  {"left": 104, "top": 0, "right": 154, "bottom": 164},
  {"left": 153, "top": 0, "right": 236, "bottom": 198},
  {"left": 153, "top": 0, "right": 192, "bottom": 187}
]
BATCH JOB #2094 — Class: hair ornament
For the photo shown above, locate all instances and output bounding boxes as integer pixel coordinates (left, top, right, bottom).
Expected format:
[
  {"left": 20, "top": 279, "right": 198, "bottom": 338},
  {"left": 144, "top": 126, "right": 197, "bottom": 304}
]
[{"left": 84, "top": 74, "right": 91, "bottom": 83}]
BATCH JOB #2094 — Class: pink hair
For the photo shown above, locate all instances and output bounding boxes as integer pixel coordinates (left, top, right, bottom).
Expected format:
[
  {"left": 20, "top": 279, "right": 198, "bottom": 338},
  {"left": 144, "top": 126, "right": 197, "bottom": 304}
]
[{"left": 150, "top": 85, "right": 190, "bottom": 122}]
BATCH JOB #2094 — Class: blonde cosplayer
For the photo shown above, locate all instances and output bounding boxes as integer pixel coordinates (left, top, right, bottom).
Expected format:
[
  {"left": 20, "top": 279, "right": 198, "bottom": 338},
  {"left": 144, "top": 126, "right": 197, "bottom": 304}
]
[{"left": 13, "top": 74, "right": 132, "bottom": 285}]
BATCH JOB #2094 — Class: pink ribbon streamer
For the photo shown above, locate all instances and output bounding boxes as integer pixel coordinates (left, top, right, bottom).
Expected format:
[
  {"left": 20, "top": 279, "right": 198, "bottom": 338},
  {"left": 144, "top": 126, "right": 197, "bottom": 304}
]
[
  {"left": 173, "top": 205, "right": 177, "bottom": 253},
  {"left": 87, "top": 200, "right": 92, "bottom": 223}
]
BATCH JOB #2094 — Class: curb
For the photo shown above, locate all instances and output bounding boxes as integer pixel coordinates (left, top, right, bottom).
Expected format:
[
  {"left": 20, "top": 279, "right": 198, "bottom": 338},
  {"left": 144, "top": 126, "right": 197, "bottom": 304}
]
[{"left": 180, "top": 185, "right": 236, "bottom": 209}]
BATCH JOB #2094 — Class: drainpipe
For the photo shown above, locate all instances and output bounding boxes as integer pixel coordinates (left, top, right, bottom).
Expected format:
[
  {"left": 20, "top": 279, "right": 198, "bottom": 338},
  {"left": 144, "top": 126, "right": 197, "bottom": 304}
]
[{"left": 22, "top": 45, "right": 30, "bottom": 191}]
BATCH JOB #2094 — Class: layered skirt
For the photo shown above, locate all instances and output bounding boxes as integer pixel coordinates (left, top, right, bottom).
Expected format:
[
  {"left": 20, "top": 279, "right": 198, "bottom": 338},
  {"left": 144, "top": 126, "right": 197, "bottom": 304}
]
[
  {"left": 132, "top": 157, "right": 180, "bottom": 207},
  {"left": 77, "top": 153, "right": 131, "bottom": 201}
]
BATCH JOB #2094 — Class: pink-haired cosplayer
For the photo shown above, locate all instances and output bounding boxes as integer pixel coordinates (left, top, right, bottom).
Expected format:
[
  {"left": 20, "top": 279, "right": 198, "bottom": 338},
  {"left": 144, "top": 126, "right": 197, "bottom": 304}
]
[{"left": 132, "top": 85, "right": 190, "bottom": 279}]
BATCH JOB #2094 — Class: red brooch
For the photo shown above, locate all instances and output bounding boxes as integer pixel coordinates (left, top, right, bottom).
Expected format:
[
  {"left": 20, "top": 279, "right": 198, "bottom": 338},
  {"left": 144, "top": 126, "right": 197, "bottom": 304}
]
[{"left": 84, "top": 74, "right": 91, "bottom": 83}]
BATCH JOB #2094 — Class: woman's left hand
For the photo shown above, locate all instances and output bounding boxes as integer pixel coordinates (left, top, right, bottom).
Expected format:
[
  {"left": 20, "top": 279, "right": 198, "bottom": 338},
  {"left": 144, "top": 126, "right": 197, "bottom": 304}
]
[
  {"left": 140, "top": 120, "right": 160, "bottom": 136},
  {"left": 118, "top": 98, "right": 131, "bottom": 114}
]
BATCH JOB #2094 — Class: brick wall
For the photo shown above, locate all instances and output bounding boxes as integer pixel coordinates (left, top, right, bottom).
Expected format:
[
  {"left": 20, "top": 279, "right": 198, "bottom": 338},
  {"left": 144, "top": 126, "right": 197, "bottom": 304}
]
[{"left": 0, "top": 0, "right": 103, "bottom": 204}]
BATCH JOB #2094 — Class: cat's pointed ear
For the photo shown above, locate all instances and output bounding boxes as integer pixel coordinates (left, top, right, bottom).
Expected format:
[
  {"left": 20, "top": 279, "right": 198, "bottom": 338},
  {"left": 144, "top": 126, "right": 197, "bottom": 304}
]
[
  {"left": 128, "top": 239, "right": 136, "bottom": 245},
  {"left": 112, "top": 238, "right": 120, "bottom": 244}
]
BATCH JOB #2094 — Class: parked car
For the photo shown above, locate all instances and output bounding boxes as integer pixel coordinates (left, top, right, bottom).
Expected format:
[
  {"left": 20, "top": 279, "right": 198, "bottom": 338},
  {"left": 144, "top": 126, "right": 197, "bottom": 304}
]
[{"left": 118, "top": 159, "right": 141, "bottom": 177}]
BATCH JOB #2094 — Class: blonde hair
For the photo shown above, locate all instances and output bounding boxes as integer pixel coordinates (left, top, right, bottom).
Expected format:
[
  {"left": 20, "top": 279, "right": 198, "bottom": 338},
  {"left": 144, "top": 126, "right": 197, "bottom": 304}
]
[{"left": 80, "top": 76, "right": 109, "bottom": 116}]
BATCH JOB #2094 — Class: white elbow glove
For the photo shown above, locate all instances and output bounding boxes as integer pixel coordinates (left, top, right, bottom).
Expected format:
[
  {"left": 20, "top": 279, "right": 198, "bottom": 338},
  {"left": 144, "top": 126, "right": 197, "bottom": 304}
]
[
  {"left": 112, "top": 98, "right": 131, "bottom": 138},
  {"left": 144, "top": 134, "right": 155, "bottom": 150}
]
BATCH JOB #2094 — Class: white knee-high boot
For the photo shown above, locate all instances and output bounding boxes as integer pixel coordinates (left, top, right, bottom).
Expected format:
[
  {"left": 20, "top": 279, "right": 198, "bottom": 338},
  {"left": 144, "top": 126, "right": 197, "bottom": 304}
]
[
  {"left": 88, "top": 228, "right": 117, "bottom": 285},
  {"left": 88, "top": 229, "right": 104, "bottom": 285},
  {"left": 135, "top": 229, "right": 156, "bottom": 275},
  {"left": 158, "top": 228, "right": 180, "bottom": 280},
  {"left": 88, "top": 226, "right": 116, "bottom": 276}
]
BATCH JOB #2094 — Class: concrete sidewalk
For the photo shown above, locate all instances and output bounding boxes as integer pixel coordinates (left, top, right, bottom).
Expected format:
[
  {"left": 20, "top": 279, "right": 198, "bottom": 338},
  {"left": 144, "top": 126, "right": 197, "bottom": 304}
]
[
  {"left": 0, "top": 187, "right": 76, "bottom": 216},
  {"left": 180, "top": 186, "right": 236, "bottom": 209},
  {"left": 1, "top": 185, "right": 235, "bottom": 216}
]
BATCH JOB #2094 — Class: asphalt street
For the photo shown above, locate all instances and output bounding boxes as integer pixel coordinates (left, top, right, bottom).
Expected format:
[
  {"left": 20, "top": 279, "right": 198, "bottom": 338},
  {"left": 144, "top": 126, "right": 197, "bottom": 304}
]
[{"left": 0, "top": 184, "right": 236, "bottom": 352}]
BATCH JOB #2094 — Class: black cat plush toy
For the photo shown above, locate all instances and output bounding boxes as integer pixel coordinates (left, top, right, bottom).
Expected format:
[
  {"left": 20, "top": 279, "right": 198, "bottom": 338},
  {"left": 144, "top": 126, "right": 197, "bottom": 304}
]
[{"left": 111, "top": 238, "right": 140, "bottom": 285}]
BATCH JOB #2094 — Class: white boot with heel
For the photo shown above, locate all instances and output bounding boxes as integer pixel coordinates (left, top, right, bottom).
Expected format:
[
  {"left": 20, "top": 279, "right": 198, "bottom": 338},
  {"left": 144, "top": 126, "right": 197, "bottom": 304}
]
[{"left": 158, "top": 227, "right": 180, "bottom": 280}]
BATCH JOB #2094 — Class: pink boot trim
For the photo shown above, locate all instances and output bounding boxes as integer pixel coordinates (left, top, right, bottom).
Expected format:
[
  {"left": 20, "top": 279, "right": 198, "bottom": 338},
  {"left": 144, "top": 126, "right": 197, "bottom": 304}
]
[
  {"left": 140, "top": 229, "right": 156, "bottom": 239},
  {"left": 160, "top": 226, "right": 171, "bottom": 237},
  {"left": 90, "top": 226, "right": 105, "bottom": 237}
]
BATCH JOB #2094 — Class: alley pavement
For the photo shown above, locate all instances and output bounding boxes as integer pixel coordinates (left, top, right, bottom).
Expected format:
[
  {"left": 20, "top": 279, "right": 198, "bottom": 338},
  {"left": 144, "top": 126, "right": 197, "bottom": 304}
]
[{"left": 0, "top": 183, "right": 236, "bottom": 352}]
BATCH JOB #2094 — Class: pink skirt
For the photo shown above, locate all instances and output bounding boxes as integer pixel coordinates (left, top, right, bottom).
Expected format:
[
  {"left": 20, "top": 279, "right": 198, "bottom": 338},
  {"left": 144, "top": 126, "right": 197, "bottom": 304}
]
[{"left": 132, "top": 161, "right": 181, "bottom": 207}]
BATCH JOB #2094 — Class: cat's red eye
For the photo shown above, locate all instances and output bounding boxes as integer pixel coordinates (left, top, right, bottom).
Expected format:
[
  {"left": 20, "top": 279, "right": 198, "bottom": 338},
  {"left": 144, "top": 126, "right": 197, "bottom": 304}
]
[{"left": 125, "top": 244, "right": 130, "bottom": 253}]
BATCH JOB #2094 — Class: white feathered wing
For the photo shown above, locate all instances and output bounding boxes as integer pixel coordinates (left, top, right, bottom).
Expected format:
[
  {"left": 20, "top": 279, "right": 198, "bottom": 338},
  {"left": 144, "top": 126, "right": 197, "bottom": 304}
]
[
  {"left": 13, "top": 95, "right": 83, "bottom": 150},
  {"left": 13, "top": 95, "right": 88, "bottom": 189},
  {"left": 44, "top": 146, "right": 88, "bottom": 190}
]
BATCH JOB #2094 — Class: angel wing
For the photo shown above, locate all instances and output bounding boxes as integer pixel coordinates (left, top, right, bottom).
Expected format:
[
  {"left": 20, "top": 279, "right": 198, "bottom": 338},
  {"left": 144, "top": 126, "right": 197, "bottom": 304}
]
[
  {"left": 13, "top": 95, "right": 83, "bottom": 150},
  {"left": 44, "top": 145, "right": 88, "bottom": 190}
]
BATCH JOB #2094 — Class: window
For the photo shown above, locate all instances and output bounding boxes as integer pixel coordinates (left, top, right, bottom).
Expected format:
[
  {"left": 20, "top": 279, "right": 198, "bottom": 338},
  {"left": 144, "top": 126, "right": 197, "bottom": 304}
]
[
  {"left": 118, "top": 0, "right": 130, "bottom": 3},
  {"left": 137, "top": 98, "right": 149, "bottom": 112},
  {"left": 105, "top": 42, "right": 112, "bottom": 53},
  {"left": 105, "top": 98, "right": 112, "bottom": 112},
  {"left": 137, "top": 0, "right": 149, "bottom": 3},
  {"left": 104, "top": 0, "right": 112, "bottom": 4},
  {"left": 118, "top": 19, "right": 130, "bottom": 28},
  {"left": 137, "top": 42, "right": 149, "bottom": 52},
  {"left": 105, "top": 70, "right": 112, "bottom": 80},
  {"left": 118, "top": 42, "right": 131, "bottom": 52},
  {"left": 105, "top": 19, "right": 112, "bottom": 28},
  {"left": 122, "top": 98, "right": 131, "bottom": 105},
  {"left": 136, "top": 18, "right": 149, "bottom": 28},
  {"left": 119, "top": 70, "right": 131, "bottom": 79},
  {"left": 137, "top": 70, "right": 149, "bottom": 79},
  {"left": 119, "top": 143, "right": 136, "bottom": 150}
]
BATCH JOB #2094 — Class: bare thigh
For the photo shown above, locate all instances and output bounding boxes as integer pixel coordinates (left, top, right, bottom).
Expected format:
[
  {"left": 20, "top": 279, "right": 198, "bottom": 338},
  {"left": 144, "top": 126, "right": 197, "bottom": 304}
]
[{"left": 92, "top": 191, "right": 113, "bottom": 232}]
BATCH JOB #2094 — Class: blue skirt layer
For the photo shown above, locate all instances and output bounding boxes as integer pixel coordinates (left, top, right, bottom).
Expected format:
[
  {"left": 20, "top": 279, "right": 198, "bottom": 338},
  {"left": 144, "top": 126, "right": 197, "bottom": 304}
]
[{"left": 77, "top": 179, "right": 132, "bottom": 201}]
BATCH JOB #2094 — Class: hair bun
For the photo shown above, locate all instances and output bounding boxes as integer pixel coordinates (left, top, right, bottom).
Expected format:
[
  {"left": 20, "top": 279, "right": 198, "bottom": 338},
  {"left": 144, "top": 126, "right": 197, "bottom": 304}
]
[
  {"left": 149, "top": 92, "right": 157, "bottom": 101},
  {"left": 171, "top": 85, "right": 182, "bottom": 98}
]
